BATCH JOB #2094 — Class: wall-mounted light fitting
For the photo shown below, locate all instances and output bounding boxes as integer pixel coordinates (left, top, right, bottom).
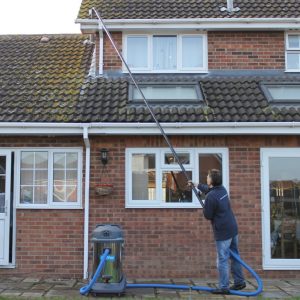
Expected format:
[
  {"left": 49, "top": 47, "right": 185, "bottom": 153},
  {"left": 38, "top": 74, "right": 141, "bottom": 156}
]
[{"left": 100, "top": 148, "right": 109, "bottom": 165}]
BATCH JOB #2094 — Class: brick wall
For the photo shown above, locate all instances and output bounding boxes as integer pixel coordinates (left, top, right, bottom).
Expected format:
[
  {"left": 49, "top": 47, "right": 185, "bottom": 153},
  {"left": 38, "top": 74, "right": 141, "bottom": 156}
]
[
  {"left": 100, "top": 31, "right": 285, "bottom": 71},
  {"left": 1, "top": 135, "right": 300, "bottom": 279},
  {"left": 103, "top": 32, "right": 122, "bottom": 71},
  {"left": 0, "top": 137, "right": 85, "bottom": 278},
  {"left": 88, "top": 135, "right": 300, "bottom": 279},
  {"left": 208, "top": 31, "right": 285, "bottom": 70}
]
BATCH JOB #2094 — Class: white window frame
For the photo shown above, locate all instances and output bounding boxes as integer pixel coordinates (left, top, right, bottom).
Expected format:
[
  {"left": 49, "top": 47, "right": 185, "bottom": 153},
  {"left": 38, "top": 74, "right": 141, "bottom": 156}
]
[
  {"left": 123, "top": 32, "right": 208, "bottom": 73},
  {"left": 126, "top": 148, "right": 228, "bottom": 208},
  {"left": 261, "top": 148, "right": 300, "bottom": 270},
  {"left": 15, "top": 148, "right": 82, "bottom": 209},
  {"left": 285, "top": 32, "right": 300, "bottom": 72}
]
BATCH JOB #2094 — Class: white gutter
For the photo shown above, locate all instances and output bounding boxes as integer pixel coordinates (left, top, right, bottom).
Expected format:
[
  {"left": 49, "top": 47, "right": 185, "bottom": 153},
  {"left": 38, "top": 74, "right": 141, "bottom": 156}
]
[
  {"left": 83, "top": 126, "right": 90, "bottom": 279},
  {"left": 76, "top": 17, "right": 300, "bottom": 31},
  {"left": 1, "top": 122, "right": 300, "bottom": 135}
]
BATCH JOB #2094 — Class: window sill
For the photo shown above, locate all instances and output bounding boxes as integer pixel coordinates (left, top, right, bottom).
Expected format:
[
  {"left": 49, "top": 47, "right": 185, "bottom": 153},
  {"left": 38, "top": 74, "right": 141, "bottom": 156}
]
[
  {"left": 16, "top": 205, "right": 83, "bottom": 210},
  {"left": 122, "top": 70, "right": 208, "bottom": 74},
  {"left": 284, "top": 69, "right": 300, "bottom": 72},
  {"left": 263, "top": 263, "right": 300, "bottom": 270},
  {"left": 126, "top": 203, "right": 202, "bottom": 209},
  {"left": 0, "top": 264, "right": 16, "bottom": 269}
]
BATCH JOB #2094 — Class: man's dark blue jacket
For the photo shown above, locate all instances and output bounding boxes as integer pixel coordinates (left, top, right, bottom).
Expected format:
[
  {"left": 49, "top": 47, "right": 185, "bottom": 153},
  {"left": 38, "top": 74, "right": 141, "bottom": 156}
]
[{"left": 198, "top": 184, "right": 238, "bottom": 241}]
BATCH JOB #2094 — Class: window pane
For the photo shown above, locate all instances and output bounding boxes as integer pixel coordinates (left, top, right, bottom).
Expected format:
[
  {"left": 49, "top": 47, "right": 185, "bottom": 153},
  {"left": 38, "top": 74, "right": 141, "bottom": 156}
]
[
  {"left": 20, "top": 151, "right": 49, "bottom": 205},
  {"left": 132, "top": 85, "right": 199, "bottom": 101},
  {"left": 54, "top": 153, "right": 65, "bottom": 169},
  {"left": 198, "top": 154, "right": 222, "bottom": 183},
  {"left": 53, "top": 152, "right": 78, "bottom": 203},
  {"left": 182, "top": 36, "right": 203, "bottom": 68},
  {"left": 66, "top": 153, "right": 78, "bottom": 168},
  {"left": 0, "top": 156, "right": 6, "bottom": 174},
  {"left": 54, "top": 170, "right": 65, "bottom": 185},
  {"left": 34, "top": 186, "right": 47, "bottom": 204},
  {"left": 162, "top": 171, "right": 192, "bottom": 202},
  {"left": 287, "top": 53, "right": 300, "bottom": 70},
  {"left": 198, "top": 154, "right": 222, "bottom": 200},
  {"left": 66, "top": 186, "right": 77, "bottom": 202},
  {"left": 34, "top": 170, "right": 48, "bottom": 185},
  {"left": 165, "top": 153, "right": 190, "bottom": 165},
  {"left": 127, "top": 36, "right": 148, "bottom": 68},
  {"left": 53, "top": 186, "right": 65, "bottom": 202},
  {"left": 153, "top": 36, "right": 177, "bottom": 70},
  {"left": 35, "top": 152, "right": 48, "bottom": 169},
  {"left": 20, "top": 186, "right": 33, "bottom": 204},
  {"left": 21, "top": 152, "right": 34, "bottom": 169},
  {"left": 267, "top": 85, "right": 300, "bottom": 101},
  {"left": 20, "top": 170, "right": 33, "bottom": 185},
  {"left": 66, "top": 170, "right": 77, "bottom": 185},
  {"left": 269, "top": 157, "right": 300, "bottom": 259},
  {"left": 0, "top": 192, "right": 4, "bottom": 213},
  {"left": 132, "top": 154, "right": 156, "bottom": 200},
  {"left": 0, "top": 176, "right": 5, "bottom": 193},
  {"left": 288, "top": 35, "right": 300, "bottom": 48}
]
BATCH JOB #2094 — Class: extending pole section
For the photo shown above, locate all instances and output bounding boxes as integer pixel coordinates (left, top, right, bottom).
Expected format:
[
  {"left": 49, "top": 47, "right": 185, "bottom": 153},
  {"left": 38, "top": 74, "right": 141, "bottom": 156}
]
[{"left": 91, "top": 7, "right": 204, "bottom": 208}]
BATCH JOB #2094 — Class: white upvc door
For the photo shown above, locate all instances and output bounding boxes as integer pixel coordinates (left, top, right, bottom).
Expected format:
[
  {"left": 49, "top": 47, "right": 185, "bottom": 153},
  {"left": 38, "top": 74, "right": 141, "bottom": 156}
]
[
  {"left": 261, "top": 148, "right": 300, "bottom": 270},
  {"left": 0, "top": 151, "right": 11, "bottom": 266}
]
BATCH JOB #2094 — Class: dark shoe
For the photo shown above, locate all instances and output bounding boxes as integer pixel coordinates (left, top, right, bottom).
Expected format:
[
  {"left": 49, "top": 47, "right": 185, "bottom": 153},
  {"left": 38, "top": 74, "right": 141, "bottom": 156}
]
[
  {"left": 212, "top": 288, "right": 230, "bottom": 294},
  {"left": 230, "top": 282, "right": 246, "bottom": 290}
]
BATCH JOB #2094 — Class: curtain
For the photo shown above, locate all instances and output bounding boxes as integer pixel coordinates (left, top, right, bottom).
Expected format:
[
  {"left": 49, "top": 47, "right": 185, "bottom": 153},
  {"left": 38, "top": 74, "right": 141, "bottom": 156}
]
[{"left": 153, "top": 36, "right": 177, "bottom": 70}]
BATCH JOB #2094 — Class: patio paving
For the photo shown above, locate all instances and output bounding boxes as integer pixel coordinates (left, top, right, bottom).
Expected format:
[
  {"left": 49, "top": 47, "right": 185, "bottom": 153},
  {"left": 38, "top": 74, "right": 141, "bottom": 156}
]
[{"left": 0, "top": 276, "right": 299, "bottom": 299}]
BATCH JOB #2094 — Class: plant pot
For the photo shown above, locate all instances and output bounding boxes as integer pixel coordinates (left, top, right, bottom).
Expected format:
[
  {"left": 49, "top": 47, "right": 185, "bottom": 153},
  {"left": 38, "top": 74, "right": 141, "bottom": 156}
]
[{"left": 95, "top": 184, "right": 113, "bottom": 196}]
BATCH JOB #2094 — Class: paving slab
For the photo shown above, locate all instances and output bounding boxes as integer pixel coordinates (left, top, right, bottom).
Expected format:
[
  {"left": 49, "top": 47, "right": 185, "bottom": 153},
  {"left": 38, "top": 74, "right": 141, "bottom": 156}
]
[
  {"left": 21, "top": 291, "right": 45, "bottom": 297},
  {"left": 45, "top": 288, "right": 84, "bottom": 298},
  {"left": 261, "top": 291, "right": 290, "bottom": 299},
  {"left": 0, "top": 289, "right": 22, "bottom": 296},
  {"left": 31, "top": 283, "right": 53, "bottom": 291},
  {"left": 23, "top": 277, "right": 41, "bottom": 283}
]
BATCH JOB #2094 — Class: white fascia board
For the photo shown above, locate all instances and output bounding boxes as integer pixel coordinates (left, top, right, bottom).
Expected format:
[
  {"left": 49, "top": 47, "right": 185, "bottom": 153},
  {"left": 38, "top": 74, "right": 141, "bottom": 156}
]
[
  {"left": 76, "top": 18, "right": 300, "bottom": 31},
  {"left": 1, "top": 122, "right": 300, "bottom": 135},
  {"left": 0, "top": 123, "right": 87, "bottom": 136},
  {"left": 87, "top": 122, "right": 300, "bottom": 135}
]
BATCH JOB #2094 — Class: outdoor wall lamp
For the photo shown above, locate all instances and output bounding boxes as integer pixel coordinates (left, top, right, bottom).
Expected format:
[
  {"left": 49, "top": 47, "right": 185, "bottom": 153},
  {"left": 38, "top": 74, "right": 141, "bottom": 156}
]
[{"left": 100, "top": 148, "right": 109, "bottom": 165}]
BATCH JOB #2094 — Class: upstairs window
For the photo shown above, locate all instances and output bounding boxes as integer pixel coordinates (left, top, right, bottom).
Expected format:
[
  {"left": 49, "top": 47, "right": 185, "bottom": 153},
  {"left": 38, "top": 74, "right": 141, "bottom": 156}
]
[
  {"left": 261, "top": 83, "right": 300, "bottom": 104},
  {"left": 129, "top": 83, "right": 203, "bottom": 103},
  {"left": 124, "top": 33, "right": 207, "bottom": 73},
  {"left": 286, "top": 33, "right": 300, "bottom": 71}
]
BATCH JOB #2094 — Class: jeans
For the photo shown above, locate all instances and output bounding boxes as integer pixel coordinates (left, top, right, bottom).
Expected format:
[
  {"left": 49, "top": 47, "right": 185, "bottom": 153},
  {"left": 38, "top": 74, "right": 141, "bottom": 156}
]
[{"left": 215, "top": 235, "right": 245, "bottom": 289}]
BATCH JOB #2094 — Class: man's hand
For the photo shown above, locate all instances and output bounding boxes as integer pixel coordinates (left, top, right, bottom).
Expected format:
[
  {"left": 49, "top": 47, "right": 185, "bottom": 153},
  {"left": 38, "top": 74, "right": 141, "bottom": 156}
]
[{"left": 187, "top": 180, "right": 197, "bottom": 187}]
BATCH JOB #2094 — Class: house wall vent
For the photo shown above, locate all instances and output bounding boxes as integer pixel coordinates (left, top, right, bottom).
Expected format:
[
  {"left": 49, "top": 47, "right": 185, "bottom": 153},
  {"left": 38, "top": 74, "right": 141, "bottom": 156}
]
[{"left": 220, "top": 0, "right": 240, "bottom": 13}]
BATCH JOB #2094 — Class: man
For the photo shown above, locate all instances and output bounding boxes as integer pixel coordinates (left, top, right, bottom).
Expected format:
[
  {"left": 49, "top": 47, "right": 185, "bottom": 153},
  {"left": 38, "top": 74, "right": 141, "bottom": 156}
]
[{"left": 189, "top": 169, "right": 246, "bottom": 294}]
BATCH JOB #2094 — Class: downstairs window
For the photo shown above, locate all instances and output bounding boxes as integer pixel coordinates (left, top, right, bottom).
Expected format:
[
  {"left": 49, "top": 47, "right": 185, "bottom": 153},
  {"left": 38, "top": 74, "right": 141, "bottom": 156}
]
[
  {"left": 16, "top": 148, "right": 82, "bottom": 209},
  {"left": 126, "top": 148, "right": 228, "bottom": 208}
]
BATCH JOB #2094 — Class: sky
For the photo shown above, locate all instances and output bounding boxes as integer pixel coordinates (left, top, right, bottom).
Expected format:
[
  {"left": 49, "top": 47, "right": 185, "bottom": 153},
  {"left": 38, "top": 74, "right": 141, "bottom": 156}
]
[{"left": 0, "top": 0, "right": 82, "bottom": 34}]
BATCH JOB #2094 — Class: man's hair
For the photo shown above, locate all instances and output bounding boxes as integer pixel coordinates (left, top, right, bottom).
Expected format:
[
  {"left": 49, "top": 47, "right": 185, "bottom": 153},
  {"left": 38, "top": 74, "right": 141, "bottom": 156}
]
[{"left": 208, "top": 169, "right": 222, "bottom": 186}]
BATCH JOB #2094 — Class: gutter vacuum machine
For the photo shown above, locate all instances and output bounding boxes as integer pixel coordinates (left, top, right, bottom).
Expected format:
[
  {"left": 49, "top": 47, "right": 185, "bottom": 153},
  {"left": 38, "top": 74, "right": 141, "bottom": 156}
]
[{"left": 80, "top": 8, "right": 263, "bottom": 297}]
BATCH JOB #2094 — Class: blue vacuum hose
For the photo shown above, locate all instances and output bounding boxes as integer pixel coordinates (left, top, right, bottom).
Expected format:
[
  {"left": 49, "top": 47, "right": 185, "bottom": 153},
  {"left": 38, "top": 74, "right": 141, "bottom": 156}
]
[
  {"left": 80, "top": 248, "right": 110, "bottom": 295},
  {"left": 126, "top": 249, "right": 263, "bottom": 297}
]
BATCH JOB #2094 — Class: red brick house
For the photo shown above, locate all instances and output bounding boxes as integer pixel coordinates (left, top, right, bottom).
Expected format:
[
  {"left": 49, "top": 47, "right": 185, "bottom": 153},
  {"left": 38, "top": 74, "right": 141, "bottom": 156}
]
[{"left": 1, "top": 0, "right": 300, "bottom": 280}]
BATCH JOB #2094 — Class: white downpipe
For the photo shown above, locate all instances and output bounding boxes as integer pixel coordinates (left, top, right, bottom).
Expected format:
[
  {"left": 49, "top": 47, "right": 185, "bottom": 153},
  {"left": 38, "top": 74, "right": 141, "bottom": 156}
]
[
  {"left": 83, "top": 126, "right": 91, "bottom": 279},
  {"left": 99, "top": 30, "right": 104, "bottom": 75}
]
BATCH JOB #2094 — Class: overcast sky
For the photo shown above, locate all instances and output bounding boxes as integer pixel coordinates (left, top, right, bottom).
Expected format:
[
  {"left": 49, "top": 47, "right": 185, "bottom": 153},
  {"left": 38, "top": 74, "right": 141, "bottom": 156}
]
[{"left": 0, "top": 0, "right": 82, "bottom": 34}]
